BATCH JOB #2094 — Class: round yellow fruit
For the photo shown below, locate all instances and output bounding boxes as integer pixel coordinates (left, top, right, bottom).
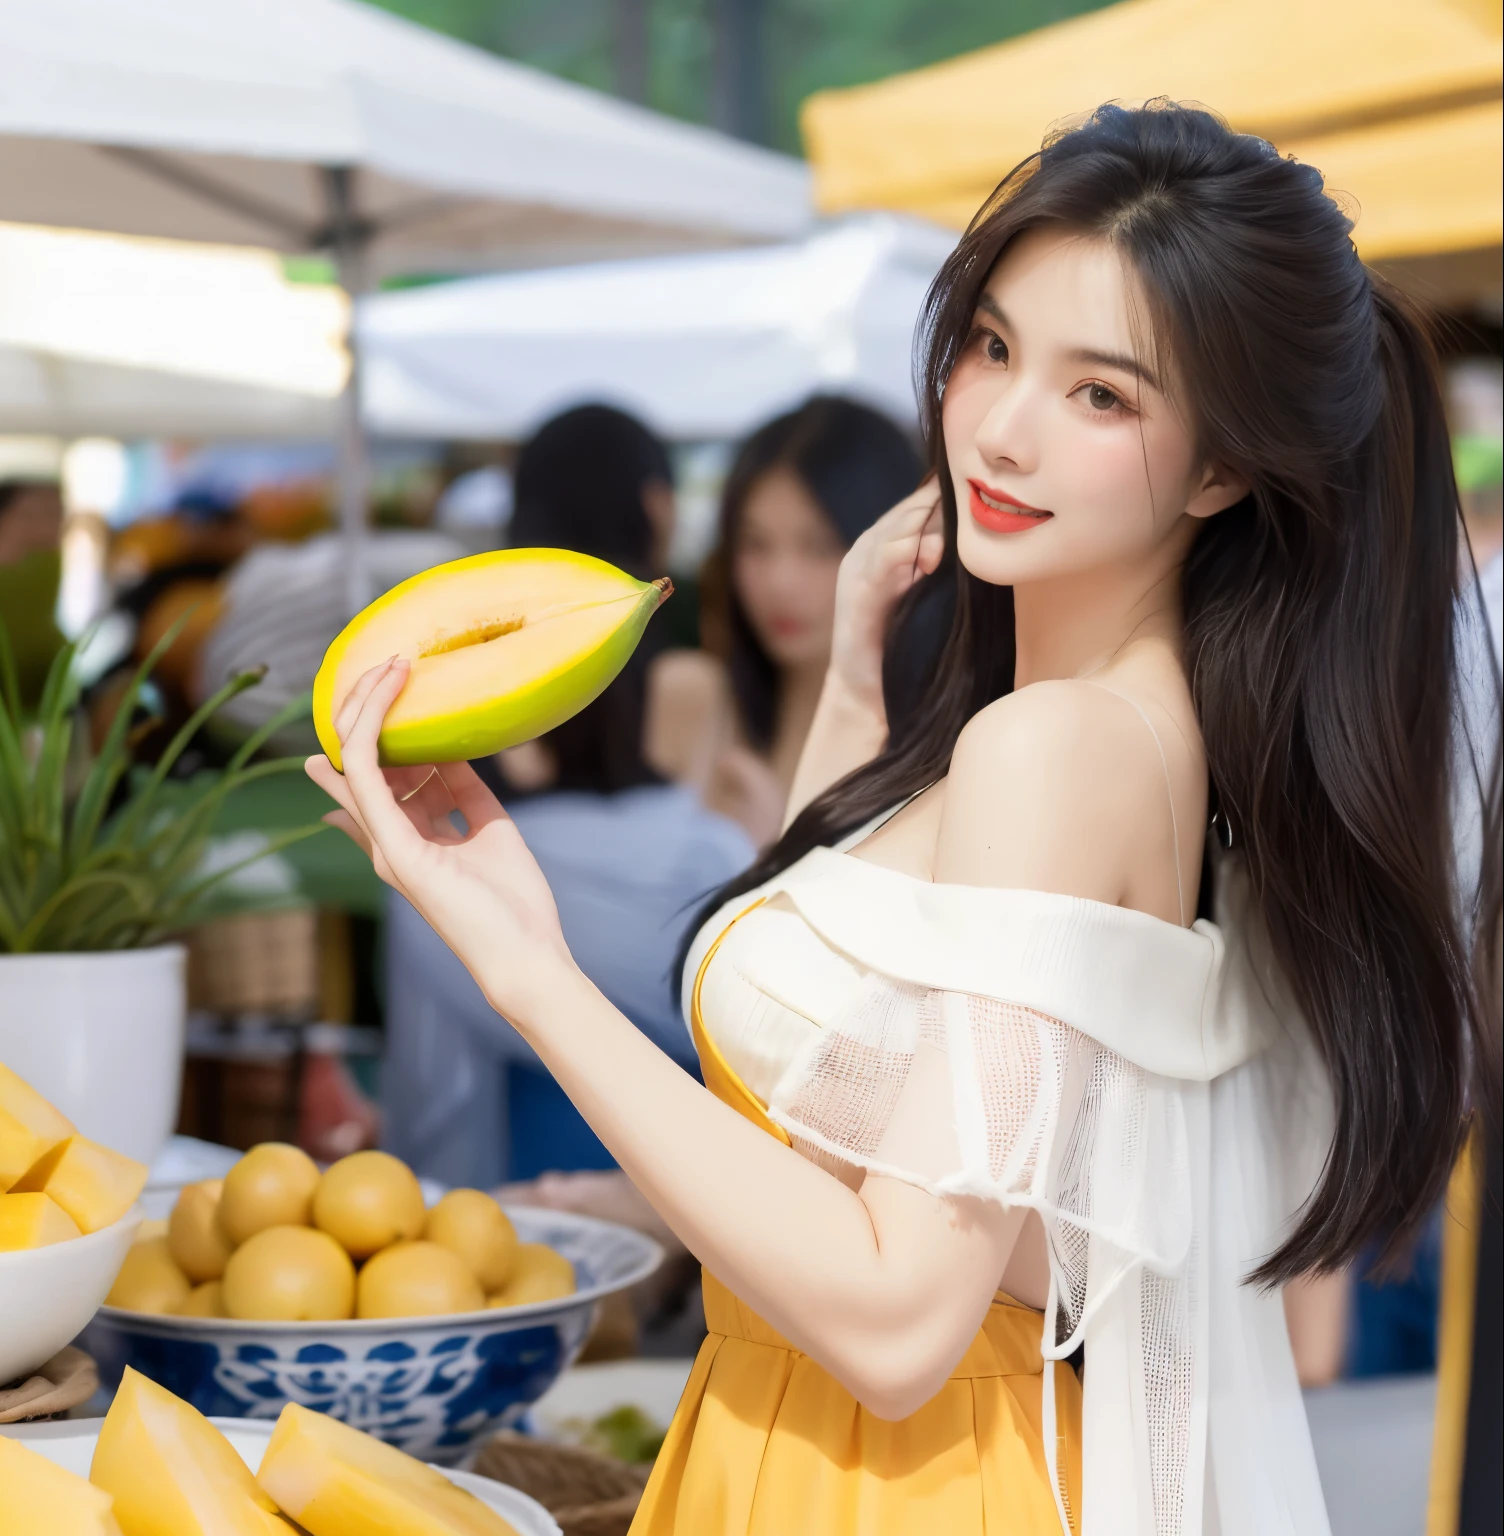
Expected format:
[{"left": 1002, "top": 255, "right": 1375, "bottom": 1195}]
[
  {"left": 312, "top": 1150, "right": 426, "bottom": 1260},
  {"left": 106, "top": 1237, "right": 191, "bottom": 1314},
  {"left": 178, "top": 1280, "right": 226, "bottom": 1318},
  {"left": 424, "top": 1189, "right": 518, "bottom": 1292},
  {"left": 218, "top": 1143, "right": 320, "bottom": 1247},
  {"left": 222, "top": 1225, "right": 356, "bottom": 1322},
  {"left": 168, "top": 1179, "right": 232, "bottom": 1283},
  {"left": 356, "top": 1241, "right": 485, "bottom": 1319},
  {"left": 486, "top": 1243, "right": 575, "bottom": 1308}
]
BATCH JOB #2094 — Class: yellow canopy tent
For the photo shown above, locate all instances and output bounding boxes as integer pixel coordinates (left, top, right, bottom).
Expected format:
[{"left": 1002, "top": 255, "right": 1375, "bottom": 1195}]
[{"left": 802, "top": 0, "right": 1501, "bottom": 292}]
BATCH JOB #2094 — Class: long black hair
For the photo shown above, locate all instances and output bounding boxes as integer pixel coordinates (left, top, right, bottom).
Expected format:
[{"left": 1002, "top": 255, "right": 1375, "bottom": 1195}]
[
  {"left": 493, "top": 403, "right": 672, "bottom": 797},
  {"left": 690, "top": 102, "right": 1502, "bottom": 1284},
  {"left": 708, "top": 395, "right": 927, "bottom": 749}
]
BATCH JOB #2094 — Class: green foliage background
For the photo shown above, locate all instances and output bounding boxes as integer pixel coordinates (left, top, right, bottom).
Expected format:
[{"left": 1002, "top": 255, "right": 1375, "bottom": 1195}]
[{"left": 366, "top": 0, "right": 1112, "bottom": 155}]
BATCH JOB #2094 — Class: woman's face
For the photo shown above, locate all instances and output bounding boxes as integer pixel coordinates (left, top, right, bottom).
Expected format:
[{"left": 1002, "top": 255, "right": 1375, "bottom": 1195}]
[
  {"left": 942, "top": 225, "right": 1240, "bottom": 590},
  {"left": 731, "top": 465, "right": 846, "bottom": 671}
]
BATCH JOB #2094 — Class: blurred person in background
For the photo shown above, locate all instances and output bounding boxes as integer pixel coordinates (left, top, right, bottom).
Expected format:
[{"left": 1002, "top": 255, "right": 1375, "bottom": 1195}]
[
  {"left": 659, "top": 396, "right": 927, "bottom": 848},
  {"left": 382, "top": 405, "right": 753, "bottom": 1191}
]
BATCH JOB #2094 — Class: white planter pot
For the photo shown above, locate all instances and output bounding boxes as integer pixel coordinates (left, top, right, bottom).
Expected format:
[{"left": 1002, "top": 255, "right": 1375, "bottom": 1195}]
[{"left": 0, "top": 945, "right": 186, "bottom": 1167}]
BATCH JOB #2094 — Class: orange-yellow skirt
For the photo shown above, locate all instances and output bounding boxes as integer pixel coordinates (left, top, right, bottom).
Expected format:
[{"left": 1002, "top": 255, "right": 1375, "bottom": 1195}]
[{"left": 630, "top": 1270, "right": 1083, "bottom": 1535}]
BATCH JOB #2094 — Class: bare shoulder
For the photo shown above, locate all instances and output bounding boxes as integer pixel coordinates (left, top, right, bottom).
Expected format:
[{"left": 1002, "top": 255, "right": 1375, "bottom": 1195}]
[{"left": 934, "top": 681, "right": 1175, "bottom": 904}]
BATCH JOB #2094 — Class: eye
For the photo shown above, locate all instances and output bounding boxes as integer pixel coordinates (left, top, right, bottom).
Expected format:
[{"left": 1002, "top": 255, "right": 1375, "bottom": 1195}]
[
  {"left": 1071, "top": 380, "right": 1129, "bottom": 415},
  {"left": 983, "top": 331, "right": 1008, "bottom": 365}
]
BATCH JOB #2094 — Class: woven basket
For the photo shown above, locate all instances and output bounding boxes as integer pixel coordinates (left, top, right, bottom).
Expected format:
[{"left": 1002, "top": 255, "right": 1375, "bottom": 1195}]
[
  {"left": 473, "top": 1432, "right": 649, "bottom": 1536},
  {"left": 186, "top": 906, "right": 318, "bottom": 1018}
]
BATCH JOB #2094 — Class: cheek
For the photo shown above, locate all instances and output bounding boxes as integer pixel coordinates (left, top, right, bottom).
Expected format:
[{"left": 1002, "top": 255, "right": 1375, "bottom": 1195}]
[{"left": 941, "top": 363, "right": 994, "bottom": 457}]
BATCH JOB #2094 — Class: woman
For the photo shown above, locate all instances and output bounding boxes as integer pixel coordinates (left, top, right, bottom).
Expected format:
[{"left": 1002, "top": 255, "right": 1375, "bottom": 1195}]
[
  {"left": 381, "top": 405, "right": 752, "bottom": 1189},
  {"left": 311, "top": 103, "right": 1499, "bottom": 1534},
  {"left": 665, "top": 396, "right": 926, "bottom": 846}
]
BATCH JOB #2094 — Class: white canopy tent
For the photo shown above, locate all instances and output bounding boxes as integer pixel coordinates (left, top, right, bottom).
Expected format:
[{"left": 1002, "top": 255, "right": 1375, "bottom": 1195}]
[
  {"left": 359, "top": 216, "right": 957, "bottom": 442},
  {"left": 0, "top": 0, "right": 811, "bottom": 604},
  {"left": 0, "top": 220, "right": 345, "bottom": 441}
]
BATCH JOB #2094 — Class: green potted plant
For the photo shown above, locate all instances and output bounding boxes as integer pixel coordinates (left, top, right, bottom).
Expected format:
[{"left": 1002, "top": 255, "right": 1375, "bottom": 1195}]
[{"left": 0, "top": 620, "right": 322, "bottom": 1164}]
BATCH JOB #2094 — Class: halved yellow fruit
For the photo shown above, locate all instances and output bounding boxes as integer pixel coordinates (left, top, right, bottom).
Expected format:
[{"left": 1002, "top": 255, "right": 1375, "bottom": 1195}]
[
  {"left": 312, "top": 548, "right": 671, "bottom": 770},
  {"left": 256, "top": 1402, "right": 520, "bottom": 1536},
  {"left": 90, "top": 1367, "right": 297, "bottom": 1535}
]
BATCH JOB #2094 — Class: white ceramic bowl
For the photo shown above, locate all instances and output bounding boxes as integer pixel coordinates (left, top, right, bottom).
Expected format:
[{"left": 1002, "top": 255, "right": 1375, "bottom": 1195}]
[
  {"left": 0, "top": 1204, "right": 141, "bottom": 1385},
  {"left": 83, "top": 1208, "right": 662, "bottom": 1463},
  {"left": 0, "top": 1416, "right": 561, "bottom": 1536}
]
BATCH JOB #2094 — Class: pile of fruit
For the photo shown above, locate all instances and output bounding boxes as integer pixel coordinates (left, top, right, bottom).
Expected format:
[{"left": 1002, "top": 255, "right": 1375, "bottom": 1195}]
[
  {"left": 108, "top": 1142, "right": 575, "bottom": 1320},
  {"left": 0, "top": 1365, "right": 521, "bottom": 1535},
  {"left": 0, "top": 1065, "right": 148, "bottom": 1247}
]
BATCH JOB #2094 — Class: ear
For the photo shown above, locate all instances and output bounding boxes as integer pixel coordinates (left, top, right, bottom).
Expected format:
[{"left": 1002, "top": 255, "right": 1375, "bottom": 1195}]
[{"left": 1185, "top": 460, "right": 1250, "bottom": 521}]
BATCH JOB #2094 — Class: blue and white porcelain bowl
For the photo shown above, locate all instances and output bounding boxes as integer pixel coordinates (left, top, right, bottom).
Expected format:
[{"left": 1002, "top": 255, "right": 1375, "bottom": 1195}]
[{"left": 82, "top": 1208, "right": 662, "bottom": 1465}]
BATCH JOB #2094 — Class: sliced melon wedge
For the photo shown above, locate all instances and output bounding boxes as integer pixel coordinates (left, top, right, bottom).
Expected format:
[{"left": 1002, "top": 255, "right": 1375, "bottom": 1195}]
[
  {"left": 256, "top": 1402, "right": 520, "bottom": 1536},
  {"left": 0, "top": 1434, "right": 122, "bottom": 1536},
  {"left": 0, "top": 1190, "right": 82, "bottom": 1249},
  {"left": 11, "top": 1134, "right": 147, "bottom": 1235},
  {"left": 89, "top": 1367, "right": 296, "bottom": 1536},
  {"left": 312, "top": 548, "right": 671, "bottom": 769}
]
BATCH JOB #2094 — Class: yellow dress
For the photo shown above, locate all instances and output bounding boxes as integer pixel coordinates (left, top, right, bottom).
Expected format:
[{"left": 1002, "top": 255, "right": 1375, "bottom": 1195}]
[{"left": 630, "top": 898, "right": 1084, "bottom": 1536}]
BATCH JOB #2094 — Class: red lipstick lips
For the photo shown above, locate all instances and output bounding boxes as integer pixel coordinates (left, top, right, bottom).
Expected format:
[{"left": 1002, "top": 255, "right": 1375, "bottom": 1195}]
[{"left": 968, "top": 479, "right": 1053, "bottom": 534}]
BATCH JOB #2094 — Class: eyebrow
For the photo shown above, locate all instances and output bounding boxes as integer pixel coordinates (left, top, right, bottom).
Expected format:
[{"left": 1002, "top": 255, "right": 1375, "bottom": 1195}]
[{"left": 972, "top": 294, "right": 1162, "bottom": 393}]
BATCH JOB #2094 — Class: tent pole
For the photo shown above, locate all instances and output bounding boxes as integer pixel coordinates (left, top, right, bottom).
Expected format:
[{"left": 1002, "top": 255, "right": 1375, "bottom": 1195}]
[{"left": 323, "top": 165, "right": 372, "bottom": 620}]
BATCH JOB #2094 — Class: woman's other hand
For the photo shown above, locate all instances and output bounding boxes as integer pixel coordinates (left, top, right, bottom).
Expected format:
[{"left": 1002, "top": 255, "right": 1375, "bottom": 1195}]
[
  {"left": 826, "top": 478, "right": 943, "bottom": 718},
  {"left": 305, "top": 657, "right": 574, "bottom": 1028}
]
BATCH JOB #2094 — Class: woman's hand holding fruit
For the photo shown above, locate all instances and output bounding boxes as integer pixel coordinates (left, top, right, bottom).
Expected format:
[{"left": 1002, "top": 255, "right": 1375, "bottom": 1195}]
[{"left": 305, "top": 657, "right": 576, "bottom": 1032}]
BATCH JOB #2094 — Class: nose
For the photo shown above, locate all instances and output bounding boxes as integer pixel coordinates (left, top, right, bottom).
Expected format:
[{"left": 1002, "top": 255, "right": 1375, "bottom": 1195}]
[{"left": 972, "top": 371, "right": 1039, "bottom": 474}]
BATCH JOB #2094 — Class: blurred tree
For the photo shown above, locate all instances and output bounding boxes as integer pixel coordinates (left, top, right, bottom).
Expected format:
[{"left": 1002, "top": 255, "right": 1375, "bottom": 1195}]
[{"left": 369, "top": 0, "right": 1112, "bottom": 153}]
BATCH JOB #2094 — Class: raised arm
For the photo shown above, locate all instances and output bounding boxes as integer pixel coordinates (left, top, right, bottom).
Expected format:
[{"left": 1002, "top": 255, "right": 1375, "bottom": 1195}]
[
  {"left": 781, "top": 481, "right": 943, "bottom": 829},
  {"left": 305, "top": 664, "right": 1146, "bottom": 1420}
]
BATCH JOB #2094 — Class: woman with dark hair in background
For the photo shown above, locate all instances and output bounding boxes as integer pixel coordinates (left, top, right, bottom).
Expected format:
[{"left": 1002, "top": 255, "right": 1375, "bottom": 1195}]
[
  {"left": 381, "top": 405, "right": 752, "bottom": 1190},
  {"left": 313, "top": 104, "right": 1500, "bottom": 1534},
  {"left": 664, "top": 396, "right": 929, "bottom": 847}
]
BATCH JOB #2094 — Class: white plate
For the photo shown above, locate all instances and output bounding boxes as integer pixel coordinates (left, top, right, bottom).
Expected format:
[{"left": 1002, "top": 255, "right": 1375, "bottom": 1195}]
[
  {"left": 528, "top": 1358, "right": 694, "bottom": 1445},
  {"left": 0, "top": 1417, "right": 561, "bottom": 1536}
]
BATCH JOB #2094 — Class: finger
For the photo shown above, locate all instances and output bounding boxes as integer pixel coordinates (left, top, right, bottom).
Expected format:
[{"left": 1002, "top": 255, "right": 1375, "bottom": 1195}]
[
  {"left": 306, "top": 753, "right": 365, "bottom": 827},
  {"left": 437, "top": 759, "right": 507, "bottom": 831},
  {"left": 334, "top": 657, "right": 400, "bottom": 745},
  {"left": 338, "top": 661, "right": 431, "bottom": 869}
]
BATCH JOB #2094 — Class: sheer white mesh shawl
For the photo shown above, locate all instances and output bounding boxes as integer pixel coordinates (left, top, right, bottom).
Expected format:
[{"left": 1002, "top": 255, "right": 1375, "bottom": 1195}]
[{"left": 686, "top": 845, "right": 1334, "bottom": 1536}]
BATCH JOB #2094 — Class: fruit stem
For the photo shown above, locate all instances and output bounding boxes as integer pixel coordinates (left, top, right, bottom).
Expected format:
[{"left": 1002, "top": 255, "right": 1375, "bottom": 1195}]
[{"left": 652, "top": 577, "right": 674, "bottom": 605}]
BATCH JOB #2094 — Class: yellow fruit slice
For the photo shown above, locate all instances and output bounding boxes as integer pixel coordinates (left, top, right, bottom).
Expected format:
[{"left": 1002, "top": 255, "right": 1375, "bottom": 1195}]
[
  {"left": 425, "top": 1189, "right": 518, "bottom": 1292},
  {"left": 0, "top": 1190, "right": 82, "bottom": 1250},
  {"left": 168, "top": 1179, "right": 233, "bottom": 1282},
  {"left": 1, "top": 1107, "right": 52, "bottom": 1193},
  {"left": 0, "top": 1433, "right": 123, "bottom": 1536},
  {"left": 0, "top": 1062, "right": 76, "bottom": 1145},
  {"left": 221, "top": 1225, "right": 356, "bottom": 1321},
  {"left": 486, "top": 1242, "right": 576, "bottom": 1308},
  {"left": 356, "top": 1240, "right": 485, "bottom": 1319},
  {"left": 257, "top": 1402, "right": 520, "bottom": 1536},
  {"left": 90, "top": 1367, "right": 296, "bottom": 1536},
  {"left": 312, "top": 1149, "right": 426, "bottom": 1260},
  {"left": 11, "top": 1134, "right": 147, "bottom": 1234},
  {"left": 217, "top": 1143, "right": 320, "bottom": 1247},
  {"left": 105, "top": 1236, "right": 192, "bottom": 1314},
  {"left": 312, "top": 548, "right": 671, "bottom": 769}
]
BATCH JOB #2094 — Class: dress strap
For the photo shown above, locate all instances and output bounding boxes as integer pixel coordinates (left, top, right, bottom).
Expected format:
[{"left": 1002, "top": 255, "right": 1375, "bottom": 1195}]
[{"left": 1078, "top": 681, "right": 1186, "bottom": 927}]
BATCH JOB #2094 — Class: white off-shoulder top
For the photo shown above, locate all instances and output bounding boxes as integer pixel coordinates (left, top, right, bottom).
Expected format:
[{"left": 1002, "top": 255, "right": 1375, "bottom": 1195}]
[{"left": 682, "top": 810, "right": 1335, "bottom": 1536}]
